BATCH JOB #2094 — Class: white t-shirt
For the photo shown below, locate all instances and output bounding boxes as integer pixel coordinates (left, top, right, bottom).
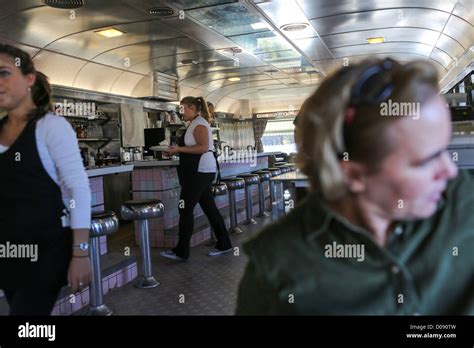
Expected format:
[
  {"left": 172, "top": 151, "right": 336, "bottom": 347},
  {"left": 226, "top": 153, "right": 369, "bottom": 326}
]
[
  {"left": 0, "top": 113, "right": 91, "bottom": 229},
  {"left": 183, "top": 115, "right": 216, "bottom": 173}
]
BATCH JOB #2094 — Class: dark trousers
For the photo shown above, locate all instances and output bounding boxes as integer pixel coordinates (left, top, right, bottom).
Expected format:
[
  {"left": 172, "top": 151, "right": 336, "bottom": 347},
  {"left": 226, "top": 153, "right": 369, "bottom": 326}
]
[
  {"left": 173, "top": 172, "right": 232, "bottom": 259},
  {"left": 3, "top": 286, "right": 62, "bottom": 315}
]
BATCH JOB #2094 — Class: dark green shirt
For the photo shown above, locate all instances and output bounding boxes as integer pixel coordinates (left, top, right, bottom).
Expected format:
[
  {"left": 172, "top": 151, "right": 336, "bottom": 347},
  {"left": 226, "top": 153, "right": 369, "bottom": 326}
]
[{"left": 236, "top": 170, "right": 474, "bottom": 315}]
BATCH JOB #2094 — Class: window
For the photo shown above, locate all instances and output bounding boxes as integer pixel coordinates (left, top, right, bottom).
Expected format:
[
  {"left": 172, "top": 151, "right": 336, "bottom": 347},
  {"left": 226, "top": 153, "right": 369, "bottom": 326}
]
[{"left": 262, "top": 119, "right": 296, "bottom": 154}]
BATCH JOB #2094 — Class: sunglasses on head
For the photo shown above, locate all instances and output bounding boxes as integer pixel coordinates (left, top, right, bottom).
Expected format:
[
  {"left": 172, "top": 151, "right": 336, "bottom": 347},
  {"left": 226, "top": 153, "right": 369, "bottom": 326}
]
[
  {"left": 349, "top": 58, "right": 397, "bottom": 108},
  {"left": 339, "top": 58, "right": 397, "bottom": 158}
]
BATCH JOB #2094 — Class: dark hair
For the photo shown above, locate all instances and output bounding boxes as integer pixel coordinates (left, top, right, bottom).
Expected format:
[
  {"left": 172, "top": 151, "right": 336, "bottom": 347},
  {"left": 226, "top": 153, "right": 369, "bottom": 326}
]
[
  {"left": 0, "top": 44, "right": 53, "bottom": 120},
  {"left": 180, "top": 96, "right": 211, "bottom": 122}
]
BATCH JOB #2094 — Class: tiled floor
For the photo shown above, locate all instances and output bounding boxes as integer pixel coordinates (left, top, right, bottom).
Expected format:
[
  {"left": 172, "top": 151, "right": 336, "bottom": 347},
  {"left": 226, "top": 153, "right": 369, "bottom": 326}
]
[
  {"left": 89, "top": 216, "right": 272, "bottom": 316},
  {"left": 0, "top": 215, "right": 273, "bottom": 316}
]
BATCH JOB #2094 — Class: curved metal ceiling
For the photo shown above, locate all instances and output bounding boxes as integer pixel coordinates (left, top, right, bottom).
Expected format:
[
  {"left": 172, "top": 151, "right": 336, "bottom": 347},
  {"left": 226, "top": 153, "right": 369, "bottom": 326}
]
[{"left": 0, "top": 0, "right": 471, "bottom": 113}]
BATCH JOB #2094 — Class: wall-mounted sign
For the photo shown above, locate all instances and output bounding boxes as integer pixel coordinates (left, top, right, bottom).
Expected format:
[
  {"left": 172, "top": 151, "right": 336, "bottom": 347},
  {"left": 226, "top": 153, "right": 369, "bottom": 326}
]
[{"left": 254, "top": 110, "right": 298, "bottom": 119}]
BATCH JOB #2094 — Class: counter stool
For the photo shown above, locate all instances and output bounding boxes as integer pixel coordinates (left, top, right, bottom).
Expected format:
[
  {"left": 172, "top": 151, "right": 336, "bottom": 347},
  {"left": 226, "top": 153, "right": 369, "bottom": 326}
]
[
  {"left": 237, "top": 174, "right": 260, "bottom": 225},
  {"left": 221, "top": 177, "right": 245, "bottom": 234},
  {"left": 266, "top": 168, "right": 282, "bottom": 209},
  {"left": 251, "top": 170, "right": 271, "bottom": 218},
  {"left": 121, "top": 199, "right": 164, "bottom": 289},
  {"left": 276, "top": 163, "right": 296, "bottom": 172},
  {"left": 85, "top": 211, "right": 119, "bottom": 316},
  {"left": 207, "top": 183, "right": 228, "bottom": 245}
]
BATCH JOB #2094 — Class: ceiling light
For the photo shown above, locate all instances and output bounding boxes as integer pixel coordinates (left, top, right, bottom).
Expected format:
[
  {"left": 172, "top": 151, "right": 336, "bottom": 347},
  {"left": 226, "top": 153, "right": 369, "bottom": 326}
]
[
  {"left": 228, "top": 77, "right": 241, "bottom": 82},
  {"left": 280, "top": 23, "right": 309, "bottom": 32},
  {"left": 44, "top": 0, "right": 84, "bottom": 9},
  {"left": 95, "top": 28, "right": 125, "bottom": 37},
  {"left": 251, "top": 22, "right": 268, "bottom": 30},
  {"left": 469, "top": 46, "right": 474, "bottom": 52},
  {"left": 148, "top": 7, "right": 175, "bottom": 17},
  {"left": 367, "top": 37, "right": 385, "bottom": 44}
]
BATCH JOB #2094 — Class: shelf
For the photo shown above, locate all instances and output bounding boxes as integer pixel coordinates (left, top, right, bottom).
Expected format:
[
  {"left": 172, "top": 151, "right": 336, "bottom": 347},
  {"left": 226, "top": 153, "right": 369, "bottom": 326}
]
[
  {"left": 78, "top": 138, "right": 110, "bottom": 141},
  {"left": 63, "top": 114, "right": 111, "bottom": 126}
]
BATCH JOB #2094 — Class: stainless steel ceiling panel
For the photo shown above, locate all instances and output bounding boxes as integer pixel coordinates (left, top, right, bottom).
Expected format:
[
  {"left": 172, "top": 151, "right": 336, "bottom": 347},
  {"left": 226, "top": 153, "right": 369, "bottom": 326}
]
[
  {"left": 297, "top": 0, "right": 455, "bottom": 19},
  {"left": 429, "top": 47, "right": 454, "bottom": 68},
  {"left": 321, "top": 28, "right": 440, "bottom": 48},
  {"left": 72, "top": 63, "right": 126, "bottom": 93},
  {"left": 292, "top": 37, "right": 336, "bottom": 60},
  {"left": 442, "top": 15, "right": 474, "bottom": 49},
  {"left": 452, "top": 0, "right": 474, "bottom": 24},
  {"left": 109, "top": 71, "right": 147, "bottom": 96},
  {"left": 131, "top": 75, "right": 152, "bottom": 98},
  {"left": 46, "top": 20, "right": 185, "bottom": 61},
  {"left": 127, "top": 53, "right": 229, "bottom": 76},
  {"left": 32, "top": 50, "right": 86, "bottom": 86},
  {"left": 309, "top": 9, "right": 450, "bottom": 36},
  {"left": 179, "top": 67, "right": 265, "bottom": 87},
  {"left": 0, "top": 2, "right": 151, "bottom": 48},
  {"left": 0, "top": 0, "right": 43, "bottom": 18},
  {"left": 435, "top": 34, "right": 466, "bottom": 60},
  {"left": 92, "top": 37, "right": 214, "bottom": 72},
  {"left": 0, "top": 38, "right": 40, "bottom": 57},
  {"left": 198, "top": 74, "right": 276, "bottom": 92},
  {"left": 331, "top": 42, "right": 434, "bottom": 59}
]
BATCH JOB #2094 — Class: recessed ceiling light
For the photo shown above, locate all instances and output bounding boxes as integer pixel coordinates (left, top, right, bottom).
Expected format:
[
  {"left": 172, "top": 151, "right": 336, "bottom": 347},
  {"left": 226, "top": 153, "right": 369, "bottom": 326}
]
[
  {"left": 95, "top": 28, "right": 125, "bottom": 37},
  {"left": 44, "top": 0, "right": 84, "bottom": 9},
  {"left": 148, "top": 7, "right": 175, "bottom": 17},
  {"left": 280, "top": 23, "right": 309, "bottom": 32},
  {"left": 470, "top": 46, "right": 474, "bottom": 52},
  {"left": 367, "top": 37, "right": 385, "bottom": 44},
  {"left": 228, "top": 77, "right": 241, "bottom": 82}
]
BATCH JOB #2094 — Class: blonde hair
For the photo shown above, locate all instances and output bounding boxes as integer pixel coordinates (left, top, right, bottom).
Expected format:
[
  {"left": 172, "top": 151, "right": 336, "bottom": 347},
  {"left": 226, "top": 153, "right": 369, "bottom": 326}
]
[
  {"left": 296, "top": 58, "right": 439, "bottom": 201},
  {"left": 180, "top": 96, "right": 212, "bottom": 123}
]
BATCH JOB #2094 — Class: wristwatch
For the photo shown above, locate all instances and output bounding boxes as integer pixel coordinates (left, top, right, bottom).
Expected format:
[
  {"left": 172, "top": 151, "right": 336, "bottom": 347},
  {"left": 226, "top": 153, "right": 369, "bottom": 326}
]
[{"left": 73, "top": 243, "right": 89, "bottom": 251}]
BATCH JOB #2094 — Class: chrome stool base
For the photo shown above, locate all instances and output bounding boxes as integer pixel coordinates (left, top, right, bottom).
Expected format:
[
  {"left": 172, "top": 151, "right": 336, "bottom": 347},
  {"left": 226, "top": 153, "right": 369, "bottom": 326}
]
[
  {"left": 134, "top": 276, "right": 160, "bottom": 289},
  {"left": 244, "top": 218, "right": 258, "bottom": 225},
  {"left": 230, "top": 226, "right": 244, "bottom": 234},
  {"left": 85, "top": 304, "right": 113, "bottom": 316},
  {"left": 256, "top": 211, "right": 270, "bottom": 218}
]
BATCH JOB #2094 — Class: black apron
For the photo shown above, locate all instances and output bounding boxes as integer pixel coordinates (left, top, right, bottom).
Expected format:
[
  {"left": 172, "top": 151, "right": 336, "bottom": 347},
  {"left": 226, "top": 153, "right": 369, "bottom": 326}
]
[
  {"left": 0, "top": 115, "right": 72, "bottom": 289},
  {"left": 176, "top": 126, "right": 221, "bottom": 188}
]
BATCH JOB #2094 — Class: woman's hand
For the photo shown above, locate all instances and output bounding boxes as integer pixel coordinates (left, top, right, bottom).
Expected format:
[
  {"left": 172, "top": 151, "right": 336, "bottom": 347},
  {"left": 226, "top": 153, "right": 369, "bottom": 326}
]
[
  {"left": 166, "top": 146, "right": 181, "bottom": 155},
  {"left": 68, "top": 256, "right": 91, "bottom": 293}
]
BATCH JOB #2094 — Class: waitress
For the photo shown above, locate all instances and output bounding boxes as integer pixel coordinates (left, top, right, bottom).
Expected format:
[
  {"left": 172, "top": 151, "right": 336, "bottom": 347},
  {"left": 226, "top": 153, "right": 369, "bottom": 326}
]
[
  {"left": 161, "top": 96, "right": 232, "bottom": 261},
  {"left": 0, "top": 44, "right": 91, "bottom": 315}
]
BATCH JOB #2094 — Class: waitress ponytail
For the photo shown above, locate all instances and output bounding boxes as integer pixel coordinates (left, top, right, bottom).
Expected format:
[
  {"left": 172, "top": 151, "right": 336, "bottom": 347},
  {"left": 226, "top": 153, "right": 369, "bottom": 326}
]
[
  {"left": 31, "top": 71, "right": 53, "bottom": 118},
  {"left": 196, "top": 97, "right": 211, "bottom": 123}
]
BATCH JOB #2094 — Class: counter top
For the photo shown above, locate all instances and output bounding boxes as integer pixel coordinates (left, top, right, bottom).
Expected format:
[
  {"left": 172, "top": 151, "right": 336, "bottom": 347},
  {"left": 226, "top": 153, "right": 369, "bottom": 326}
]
[
  {"left": 129, "top": 151, "right": 282, "bottom": 168},
  {"left": 87, "top": 164, "right": 134, "bottom": 177},
  {"left": 271, "top": 171, "right": 309, "bottom": 187}
]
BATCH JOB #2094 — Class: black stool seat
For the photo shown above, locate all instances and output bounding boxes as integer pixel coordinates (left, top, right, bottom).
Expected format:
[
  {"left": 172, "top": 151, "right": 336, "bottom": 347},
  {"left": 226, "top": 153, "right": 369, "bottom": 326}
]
[
  {"left": 278, "top": 167, "right": 291, "bottom": 174},
  {"left": 212, "top": 183, "right": 228, "bottom": 196},
  {"left": 90, "top": 211, "right": 119, "bottom": 237},
  {"left": 121, "top": 199, "right": 164, "bottom": 220},
  {"left": 222, "top": 177, "right": 245, "bottom": 190},
  {"left": 237, "top": 174, "right": 260, "bottom": 185},
  {"left": 252, "top": 170, "right": 271, "bottom": 181},
  {"left": 267, "top": 168, "right": 282, "bottom": 177}
]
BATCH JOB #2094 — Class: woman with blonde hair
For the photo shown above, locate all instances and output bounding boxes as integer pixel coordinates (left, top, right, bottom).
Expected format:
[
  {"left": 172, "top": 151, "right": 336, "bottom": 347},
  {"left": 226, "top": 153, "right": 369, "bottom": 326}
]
[
  {"left": 236, "top": 58, "right": 473, "bottom": 315},
  {"left": 161, "top": 96, "right": 232, "bottom": 261}
]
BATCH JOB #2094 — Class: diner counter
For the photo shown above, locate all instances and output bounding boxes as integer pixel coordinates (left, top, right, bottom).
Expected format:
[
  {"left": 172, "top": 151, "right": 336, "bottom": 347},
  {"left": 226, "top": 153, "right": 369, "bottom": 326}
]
[{"left": 86, "top": 164, "right": 134, "bottom": 177}]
